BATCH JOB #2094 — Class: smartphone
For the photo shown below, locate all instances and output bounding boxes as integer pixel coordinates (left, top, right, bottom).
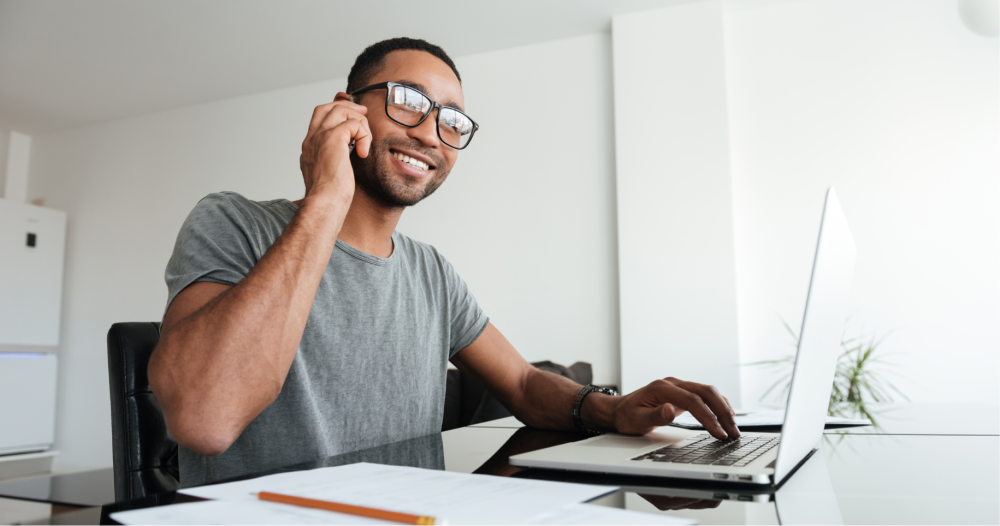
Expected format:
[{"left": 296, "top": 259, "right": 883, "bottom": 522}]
[{"left": 348, "top": 96, "right": 357, "bottom": 152}]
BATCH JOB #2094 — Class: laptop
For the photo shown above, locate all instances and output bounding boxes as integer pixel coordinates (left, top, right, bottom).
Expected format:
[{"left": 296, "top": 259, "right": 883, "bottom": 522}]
[{"left": 511, "top": 187, "right": 857, "bottom": 486}]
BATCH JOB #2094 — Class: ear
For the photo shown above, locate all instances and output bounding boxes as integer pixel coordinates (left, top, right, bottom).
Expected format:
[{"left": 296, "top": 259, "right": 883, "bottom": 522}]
[{"left": 333, "top": 92, "right": 353, "bottom": 103}]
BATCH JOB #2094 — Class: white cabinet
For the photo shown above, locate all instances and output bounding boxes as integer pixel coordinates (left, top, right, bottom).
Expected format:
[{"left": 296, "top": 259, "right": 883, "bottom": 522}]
[{"left": 0, "top": 198, "right": 67, "bottom": 346}]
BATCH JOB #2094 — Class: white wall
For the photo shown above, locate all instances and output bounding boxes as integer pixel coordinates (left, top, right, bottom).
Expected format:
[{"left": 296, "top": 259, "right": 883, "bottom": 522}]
[
  {"left": 724, "top": 0, "right": 999, "bottom": 406},
  {"left": 613, "top": 1, "right": 742, "bottom": 401},
  {"left": 0, "top": 129, "right": 8, "bottom": 195},
  {"left": 27, "top": 33, "right": 618, "bottom": 472}
]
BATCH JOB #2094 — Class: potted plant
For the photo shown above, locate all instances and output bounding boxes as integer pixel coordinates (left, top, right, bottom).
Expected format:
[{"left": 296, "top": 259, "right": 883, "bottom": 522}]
[{"left": 748, "top": 318, "right": 909, "bottom": 428}]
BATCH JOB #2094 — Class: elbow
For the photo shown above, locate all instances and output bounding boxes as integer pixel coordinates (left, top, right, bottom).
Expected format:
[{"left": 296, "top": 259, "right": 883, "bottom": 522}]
[
  {"left": 148, "top": 342, "right": 283, "bottom": 457},
  {"left": 150, "top": 369, "right": 242, "bottom": 457},
  {"left": 172, "top": 426, "right": 238, "bottom": 457},
  {"left": 164, "top": 409, "right": 241, "bottom": 457},
  {"left": 153, "top": 387, "right": 281, "bottom": 458}
]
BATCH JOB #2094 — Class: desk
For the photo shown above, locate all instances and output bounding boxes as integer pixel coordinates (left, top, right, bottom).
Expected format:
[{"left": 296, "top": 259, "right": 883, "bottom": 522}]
[
  {"left": 473, "top": 403, "right": 1000, "bottom": 436},
  {"left": 2, "top": 403, "right": 996, "bottom": 525}
]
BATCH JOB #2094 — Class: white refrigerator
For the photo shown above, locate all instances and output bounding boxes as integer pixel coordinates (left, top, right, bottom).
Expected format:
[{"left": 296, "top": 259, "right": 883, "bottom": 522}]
[{"left": 0, "top": 197, "right": 65, "bottom": 463}]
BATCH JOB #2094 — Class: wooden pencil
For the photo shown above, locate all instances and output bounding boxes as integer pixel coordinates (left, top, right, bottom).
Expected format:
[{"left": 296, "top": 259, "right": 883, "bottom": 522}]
[{"left": 257, "top": 491, "right": 437, "bottom": 525}]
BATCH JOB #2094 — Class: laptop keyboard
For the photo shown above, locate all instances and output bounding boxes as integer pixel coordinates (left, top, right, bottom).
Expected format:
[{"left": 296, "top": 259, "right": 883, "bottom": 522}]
[{"left": 631, "top": 434, "right": 780, "bottom": 467}]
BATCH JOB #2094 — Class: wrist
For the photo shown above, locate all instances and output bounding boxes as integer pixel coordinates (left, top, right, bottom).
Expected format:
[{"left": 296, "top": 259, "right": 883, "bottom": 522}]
[
  {"left": 577, "top": 387, "right": 621, "bottom": 434},
  {"left": 299, "top": 190, "right": 351, "bottom": 218}
]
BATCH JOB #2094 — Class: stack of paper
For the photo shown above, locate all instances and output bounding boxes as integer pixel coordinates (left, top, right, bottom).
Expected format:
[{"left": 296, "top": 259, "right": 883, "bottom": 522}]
[{"left": 110, "top": 463, "right": 695, "bottom": 525}]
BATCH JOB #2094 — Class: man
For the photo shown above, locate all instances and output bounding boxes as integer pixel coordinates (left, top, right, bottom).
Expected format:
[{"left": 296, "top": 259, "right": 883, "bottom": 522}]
[{"left": 149, "top": 37, "right": 740, "bottom": 487}]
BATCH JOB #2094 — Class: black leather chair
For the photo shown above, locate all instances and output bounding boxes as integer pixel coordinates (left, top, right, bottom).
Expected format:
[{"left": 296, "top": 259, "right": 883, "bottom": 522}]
[{"left": 106, "top": 322, "right": 180, "bottom": 502}]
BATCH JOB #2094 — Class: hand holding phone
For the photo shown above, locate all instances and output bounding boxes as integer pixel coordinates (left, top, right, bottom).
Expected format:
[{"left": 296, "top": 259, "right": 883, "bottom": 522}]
[{"left": 299, "top": 93, "right": 371, "bottom": 207}]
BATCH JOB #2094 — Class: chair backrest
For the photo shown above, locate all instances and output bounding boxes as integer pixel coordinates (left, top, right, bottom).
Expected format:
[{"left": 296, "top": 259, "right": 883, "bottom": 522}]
[{"left": 106, "top": 322, "right": 179, "bottom": 502}]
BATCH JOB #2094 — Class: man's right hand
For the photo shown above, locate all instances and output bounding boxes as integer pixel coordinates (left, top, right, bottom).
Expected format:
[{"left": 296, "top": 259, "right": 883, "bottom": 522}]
[{"left": 299, "top": 95, "right": 372, "bottom": 207}]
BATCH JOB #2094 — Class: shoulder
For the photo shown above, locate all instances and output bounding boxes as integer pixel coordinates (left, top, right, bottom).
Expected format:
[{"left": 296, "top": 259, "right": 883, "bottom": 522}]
[
  {"left": 185, "top": 192, "right": 296, "bottom": 233},
  {"left": 193, "top": 192, "right": 295, "bottom": 222},
  {"left": 393, "top": 232, "right": 454, "bottom": 272}
]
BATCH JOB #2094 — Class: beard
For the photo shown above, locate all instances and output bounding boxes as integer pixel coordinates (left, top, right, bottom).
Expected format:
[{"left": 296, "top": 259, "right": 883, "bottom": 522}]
[{"left": 351, "top": 136, "right": 450, "bottom": 208}]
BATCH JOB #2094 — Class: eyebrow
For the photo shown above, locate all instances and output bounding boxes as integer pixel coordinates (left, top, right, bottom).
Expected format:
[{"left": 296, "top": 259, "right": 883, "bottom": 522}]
[{"left": 395, "top": 79, "right": 465, "bottom": 112}]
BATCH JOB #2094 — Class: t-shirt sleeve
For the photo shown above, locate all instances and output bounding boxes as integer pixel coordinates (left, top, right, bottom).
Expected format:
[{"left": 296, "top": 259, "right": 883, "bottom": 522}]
[
  {"left": 164, "top": 193, "right": 260, "bottom": 312},
  {"left": 442, "top": 257, "right": 489, "bottom": 357}
]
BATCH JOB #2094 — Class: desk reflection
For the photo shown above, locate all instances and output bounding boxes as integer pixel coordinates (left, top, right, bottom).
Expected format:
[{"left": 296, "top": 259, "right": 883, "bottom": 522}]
[
  {"left": 483, "top": 427, "right": 846, "bottom": 524},
  {"left": 278, "top": 432, "right": 446, "bottom": 474}
]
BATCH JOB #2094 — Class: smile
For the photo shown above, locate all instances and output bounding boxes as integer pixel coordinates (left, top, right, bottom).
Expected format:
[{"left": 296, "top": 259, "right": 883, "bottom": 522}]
[{"left": 391, "top": 151, "right": 430, "bottom": 171}]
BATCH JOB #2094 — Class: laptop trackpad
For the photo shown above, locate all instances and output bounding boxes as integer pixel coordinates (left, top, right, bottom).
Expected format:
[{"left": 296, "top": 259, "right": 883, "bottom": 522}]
[{"left": 579, "top": 436, "right": 666, "bottom": 449}]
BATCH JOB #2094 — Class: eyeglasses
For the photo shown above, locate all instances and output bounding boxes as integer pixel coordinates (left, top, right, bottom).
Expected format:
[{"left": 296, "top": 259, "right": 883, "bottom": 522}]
[{"left": 350, "top": 81, "right": 479, "bottom": 150}]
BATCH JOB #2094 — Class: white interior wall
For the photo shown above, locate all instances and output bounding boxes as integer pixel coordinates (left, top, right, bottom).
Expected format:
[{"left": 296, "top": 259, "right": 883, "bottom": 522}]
[
  {"left": 27, "top": 33, "right": 618, "bottom": 472},
  {"left": 724, "top": 0, "right": 999, "bottom": 406},
  {"left": 3, "top": 132, "right": 30, "bottom": 203},
  {"left": 613, "top": 1, "right": 743, "bottom": 401},
  {"left": 0, "top": 129, "right": 8, "bottom": 196}
]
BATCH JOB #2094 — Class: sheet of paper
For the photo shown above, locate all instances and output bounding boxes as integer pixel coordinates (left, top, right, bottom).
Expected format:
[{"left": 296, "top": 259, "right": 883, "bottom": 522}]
[
  {"left": 672, "top": 410, "right": 869, "bottom": 429},
  {"left": 179, "top": 462, "right": 617, "bottom": 525},
  {"left": 110, "top": 499, "right": 394, "bottom": 525},
  {"left": 525, "top": 503, "right": 698, "bottom": 525}
]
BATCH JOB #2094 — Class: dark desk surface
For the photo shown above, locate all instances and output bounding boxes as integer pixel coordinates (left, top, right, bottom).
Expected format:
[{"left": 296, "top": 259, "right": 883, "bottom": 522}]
[{"left": 3, "top": 403, "right": 997, "bottom": 525}]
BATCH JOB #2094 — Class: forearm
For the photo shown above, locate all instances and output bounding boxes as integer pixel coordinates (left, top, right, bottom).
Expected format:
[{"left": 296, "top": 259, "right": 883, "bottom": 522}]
[
  {"left": 149, "top": 194, "right": 347, "bottom": 453},
  {"left": 513, "top": 368, "right": 619, "bottom": 433},
  {"left": 450, "top": 325, "right": 622, "bottom": 435},
  {"left": 454, "top": 327, "right": 738, "bottom": 439}
]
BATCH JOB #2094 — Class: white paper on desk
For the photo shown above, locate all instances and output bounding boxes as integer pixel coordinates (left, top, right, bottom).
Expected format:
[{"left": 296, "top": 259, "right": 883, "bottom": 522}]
[
  {"left": 526, "top": 503, "right": 698, "bottom": 525},
  {"left": 671, "top": 410, "right": 869, "bottom": 429},
  {"left": 110, "top": 499, "right": 395, "bottom": 525},
  {"left": 179, "top": 462, "right": 617, "bottom": 525}
]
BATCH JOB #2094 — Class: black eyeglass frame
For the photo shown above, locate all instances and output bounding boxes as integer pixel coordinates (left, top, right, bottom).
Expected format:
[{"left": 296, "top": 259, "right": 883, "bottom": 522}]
[{"left": 349, "top": 81, "right": 479, "bottom": 150}]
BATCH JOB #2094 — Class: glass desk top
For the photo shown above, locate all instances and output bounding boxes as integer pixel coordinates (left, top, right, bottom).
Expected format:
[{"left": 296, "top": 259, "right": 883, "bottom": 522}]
[
  {"left": 472, "top": 403, "right": 1000, "bottom": 437},
  {"left": 2, "top": 403, "right": 997, "bottom": 525}
]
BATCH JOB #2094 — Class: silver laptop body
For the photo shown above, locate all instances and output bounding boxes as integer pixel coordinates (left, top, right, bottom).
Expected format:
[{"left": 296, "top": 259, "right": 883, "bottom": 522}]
[{"left": 511, "top": 187, "right": 857, "bottom": 486}]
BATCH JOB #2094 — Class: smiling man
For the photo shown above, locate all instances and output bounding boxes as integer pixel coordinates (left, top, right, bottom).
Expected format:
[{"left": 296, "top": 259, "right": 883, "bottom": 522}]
[{"left": 149, "top": 38, "right": 740, "bottom": 487}]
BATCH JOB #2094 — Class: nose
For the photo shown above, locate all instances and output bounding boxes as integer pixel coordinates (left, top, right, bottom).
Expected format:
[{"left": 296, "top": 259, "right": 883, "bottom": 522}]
[{"left": 406, "top": 109, "right": 441, "bottom": 148}]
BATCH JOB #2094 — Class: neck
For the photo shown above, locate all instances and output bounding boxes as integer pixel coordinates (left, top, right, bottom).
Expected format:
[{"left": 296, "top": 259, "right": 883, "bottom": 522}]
[{"left": 336, "top": 187, "right": 403, "bottom": 258}]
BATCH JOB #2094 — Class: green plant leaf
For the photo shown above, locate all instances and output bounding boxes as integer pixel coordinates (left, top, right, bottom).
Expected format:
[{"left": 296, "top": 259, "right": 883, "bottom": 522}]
[{"left": 750, "top": 317, "right": 907, "bottom": 420}]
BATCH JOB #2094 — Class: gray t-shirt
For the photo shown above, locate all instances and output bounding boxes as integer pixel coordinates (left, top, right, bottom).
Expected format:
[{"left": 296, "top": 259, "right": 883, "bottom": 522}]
[{"left": 163, "top": 192, "right": 488, "bottom": 487}]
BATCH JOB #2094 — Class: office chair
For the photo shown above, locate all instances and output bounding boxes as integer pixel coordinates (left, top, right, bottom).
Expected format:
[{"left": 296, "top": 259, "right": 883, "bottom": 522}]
[{"left": 106, "top": 322, "right": 180, "bottom": 502}]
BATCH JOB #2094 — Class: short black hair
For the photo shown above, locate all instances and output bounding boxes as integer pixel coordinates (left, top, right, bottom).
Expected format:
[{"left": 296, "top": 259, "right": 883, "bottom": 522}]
[{"left": 346, "top": 37, "right": 461, "bottom": 94}]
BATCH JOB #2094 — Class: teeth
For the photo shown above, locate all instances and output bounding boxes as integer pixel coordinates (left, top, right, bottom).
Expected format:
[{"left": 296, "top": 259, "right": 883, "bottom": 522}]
[{"left": 393, "top": 152, "right": 429, "bottom": 170}]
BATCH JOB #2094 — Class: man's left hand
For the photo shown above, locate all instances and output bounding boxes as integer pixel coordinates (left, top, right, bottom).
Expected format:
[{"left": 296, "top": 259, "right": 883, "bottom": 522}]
[{"left": 610, "top": 377, "right": 740, "bottom": 440}]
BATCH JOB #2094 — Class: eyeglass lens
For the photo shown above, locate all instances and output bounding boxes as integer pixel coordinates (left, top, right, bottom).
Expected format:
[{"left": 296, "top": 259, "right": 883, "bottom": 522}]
[{"left": 387, "top": 85, "right": 475, "bottom": 149}]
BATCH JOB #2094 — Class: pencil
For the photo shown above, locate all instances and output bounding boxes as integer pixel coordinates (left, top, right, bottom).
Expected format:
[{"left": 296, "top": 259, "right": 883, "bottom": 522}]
[{"left": 257, "top": 491, "right": 437, "bottom": 525}]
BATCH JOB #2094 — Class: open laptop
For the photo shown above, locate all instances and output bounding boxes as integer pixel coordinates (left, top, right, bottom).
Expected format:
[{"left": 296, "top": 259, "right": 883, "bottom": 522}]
[{"left": 511, "top": 187, "right": 857, "bottom": 486}]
